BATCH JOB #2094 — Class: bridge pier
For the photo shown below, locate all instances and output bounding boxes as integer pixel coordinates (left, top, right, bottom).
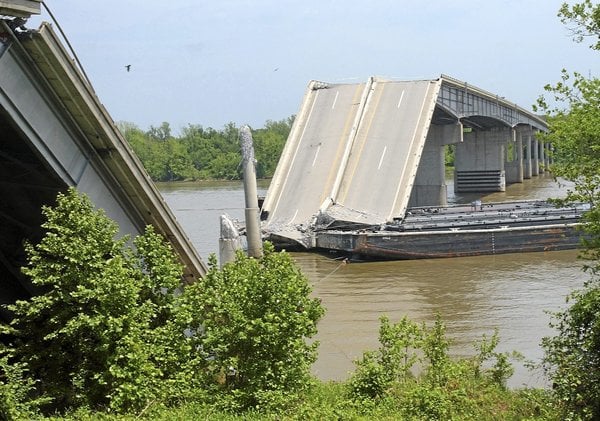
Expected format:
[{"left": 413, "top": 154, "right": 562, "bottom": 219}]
[
  {"left": 409, "top": 123, "right": 462, "bottom": 207},
  {"left": 539, "top": 140, "right": 545, "bottom": 172},
  {"left": 521, "top": 126, "right": 533, "bottom": 179},
  {"left": 504, "top": 128, "right": 524, "bottom": 184},
  {"left": 454, "top": 127, "right": 507, "bottom": 193},
  {"left": 531, "top": 137, "right": 540, "bottom": 176},
  {"left": 544, "top": 142, "right": 551, "bottom": 170}
]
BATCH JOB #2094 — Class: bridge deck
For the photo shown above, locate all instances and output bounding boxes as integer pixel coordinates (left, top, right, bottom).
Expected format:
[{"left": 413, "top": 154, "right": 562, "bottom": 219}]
[
  {"left": 262, "top": 76, "right": 548, "bottom": 246},
  {"left": 263, "top": 78, "right": 440, "bottom": 240},
  {"left": 0, "top": 20, "right": 206, "bottom": 312}
]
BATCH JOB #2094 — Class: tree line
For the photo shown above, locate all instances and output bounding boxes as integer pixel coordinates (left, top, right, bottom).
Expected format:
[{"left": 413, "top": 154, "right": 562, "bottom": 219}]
[{"left": 118, "top": 117, "right": 293, "bottom": 182}]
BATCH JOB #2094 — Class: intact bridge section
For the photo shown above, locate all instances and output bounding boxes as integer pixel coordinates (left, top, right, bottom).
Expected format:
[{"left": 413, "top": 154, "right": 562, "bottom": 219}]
[
  {"left": 262, "top": 75, "right": 549, "bottom": 245},
  {"left": 0, "top": 18, "right": 207, "bottom": 316}
]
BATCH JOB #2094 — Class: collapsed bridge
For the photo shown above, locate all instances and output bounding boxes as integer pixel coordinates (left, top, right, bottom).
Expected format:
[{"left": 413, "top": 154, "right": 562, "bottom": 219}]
[{"left": 261, "top": 76, "right": 549, "bottom": 247}]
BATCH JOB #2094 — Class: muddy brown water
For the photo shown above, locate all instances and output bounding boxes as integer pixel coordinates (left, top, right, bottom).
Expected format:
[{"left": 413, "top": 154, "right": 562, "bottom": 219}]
[{"left": 159, "top": 173, "right": 586, "bottom": 388}]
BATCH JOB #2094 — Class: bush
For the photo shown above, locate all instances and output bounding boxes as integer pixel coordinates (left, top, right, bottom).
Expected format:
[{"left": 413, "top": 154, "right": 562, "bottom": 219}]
[
  {"left": 1, "top": 188, "right": 190, "bottom": 414},
  {"left": 542, "top": 278, "right": 600, "bottom": 420},
  {"left": 0, "top": 349, "right": 50, "bottom": 420},
  {"left": 349, "top": 315, "right": 520, "bottom": 419},
  {"left": 181, "top": 244, "right": 325, "bottom": 410}
]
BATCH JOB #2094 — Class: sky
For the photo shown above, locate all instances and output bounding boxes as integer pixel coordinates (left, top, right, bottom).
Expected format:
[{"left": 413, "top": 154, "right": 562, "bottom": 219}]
[{"left": 26, "top": 0, "right": 599, "bottom": 133}]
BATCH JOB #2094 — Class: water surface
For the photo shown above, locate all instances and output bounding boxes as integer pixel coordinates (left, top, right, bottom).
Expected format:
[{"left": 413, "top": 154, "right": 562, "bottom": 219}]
[{"left": 159, "top": 174, "right": 586, "bottom": 388}]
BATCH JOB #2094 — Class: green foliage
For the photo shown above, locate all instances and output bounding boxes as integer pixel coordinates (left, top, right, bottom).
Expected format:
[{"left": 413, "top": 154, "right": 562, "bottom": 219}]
[
  {"left": 536, "top": 4, "right": 600, "bottom": 419},
  {"left": 558, "top": 0, "right": 600, "bottom": 50},
  {"left": 348, "top": 315, "right": 520, "bottom": 419},
  {"left": 349, "top": 316, "right": 422, "bottom": 399},
  {"left": 444, "top": 144, "right": 455, "bottom": 167},
  {"left": 542, "top": 279, "right": 600, "bottom": 420},
  {"left": 119, "top": 117, "right": 293, "bottom": 182},
  {"left": 181, "top": 244, "right": 325, "bottom": 410},
  {"left": 0, "top": 188, "right": 326, "bottom": 416},
  {"left": 0, "top": 349, "right": 50, "bottom": 420},
  {"left": 1, "top": 188, "right": 190, "bottom": 414}
]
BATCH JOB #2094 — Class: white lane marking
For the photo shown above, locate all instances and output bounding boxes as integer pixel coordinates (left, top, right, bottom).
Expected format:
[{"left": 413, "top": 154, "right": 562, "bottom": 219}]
[
  {"left": 312, "top": 145, "right": 321, "bottom": 167},
  {"left": 377, "top": 145, "right": 388, "bottom": 170},
  {"left": 397, "top": 90, "right": 405, "bottom": 108},
  {"left": 332, "top": 91, "right": 339, "bottom": 109}
]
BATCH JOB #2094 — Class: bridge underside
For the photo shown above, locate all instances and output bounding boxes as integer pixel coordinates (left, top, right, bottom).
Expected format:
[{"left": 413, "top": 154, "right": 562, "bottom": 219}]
[
  {"left": 0, "top": 19, "right": 207, "bottom": 318},
  {"left": 262, "top": 76, "right": 549, "bottom": 246},
  {"left": 0, "top": 107, "right": 66, "bottom": 317}
]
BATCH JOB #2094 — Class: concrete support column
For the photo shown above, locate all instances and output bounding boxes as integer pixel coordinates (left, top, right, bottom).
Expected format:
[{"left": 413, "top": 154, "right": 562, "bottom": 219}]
[
  {"left": 454, "top": 127, "right": 506, "bottom": 192},
  {"left": 504, "top": 128, "right": 524, "bottom": 184},
  {"left": 531, "top": 137, "right": 540, "bottom": 176},
  {"left": 409, "top": 123, "right": 462, "bottom": 207},
  {"left": 520, "top": 127, "right": 533, "bottom": 179},
  {"left": 539, "top": 140, "right": 546, "bottom": 173},
  {"left": 544, "top": 143, "right": 551, "bottom": 170}
]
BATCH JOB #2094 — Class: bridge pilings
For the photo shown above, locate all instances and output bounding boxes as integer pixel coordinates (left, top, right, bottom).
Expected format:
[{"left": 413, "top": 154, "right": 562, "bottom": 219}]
[
  {"left": 504, "top": 128, "right": 524, "bottom": 184},
  {"left": 521, "top": 127, "right": 533, "bottom": 179},
  {"left": 454, "top": 127, "right": 507, "bottom": 193},
  {"left": 409, "top": 123, "right": 462, "bottom": 207}
]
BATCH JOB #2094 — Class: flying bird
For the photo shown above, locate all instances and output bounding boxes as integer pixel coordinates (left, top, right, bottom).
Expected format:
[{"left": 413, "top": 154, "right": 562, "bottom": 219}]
[{"left": 125, "top": 64, "right": 131, "bottom": 72}]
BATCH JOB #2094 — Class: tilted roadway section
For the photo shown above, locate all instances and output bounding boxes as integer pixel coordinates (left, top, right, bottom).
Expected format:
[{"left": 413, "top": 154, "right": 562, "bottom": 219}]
[
  {"left": 262, "top": 78, "right": 440, "bottom": 244},
  {"left": 262, "top": 75, "right": 547, "bottom": 246},
  {"left": 0, "top": 20, "right": 207, "bottom": 312}
]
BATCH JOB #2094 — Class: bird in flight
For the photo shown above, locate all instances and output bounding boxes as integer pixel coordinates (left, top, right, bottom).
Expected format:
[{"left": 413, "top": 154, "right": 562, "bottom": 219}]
[{"left": 125, "top": 64, "right": 131, "bottom": 72}]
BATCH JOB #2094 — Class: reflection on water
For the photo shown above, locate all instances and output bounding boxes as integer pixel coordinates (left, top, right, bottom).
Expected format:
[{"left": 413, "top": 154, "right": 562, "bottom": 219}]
[{"left": 159, "top": 173, "right": 586, "bottom": 388}]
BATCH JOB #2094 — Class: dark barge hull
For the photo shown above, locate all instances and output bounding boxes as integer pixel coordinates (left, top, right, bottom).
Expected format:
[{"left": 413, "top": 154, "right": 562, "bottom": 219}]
[{"left": 315, "top": 222, "right": 582, "bottom": 260}]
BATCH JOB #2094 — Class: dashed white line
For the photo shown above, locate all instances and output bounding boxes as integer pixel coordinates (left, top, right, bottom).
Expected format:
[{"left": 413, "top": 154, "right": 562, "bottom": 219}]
[
  {"left": 377, "top": 145, "right": 387, "bottom": 170},
  {"left": 312, "top": 145, "right": 321, "bottom": 167},
  {"left": 332, "top": 91, "right": 339, "bottom": 109},
  {"left": 289, "top": 209, "right": 299, "bottom": 224},
  {"left": 397, "top": 90, "right": 405, "bottom": 108}
]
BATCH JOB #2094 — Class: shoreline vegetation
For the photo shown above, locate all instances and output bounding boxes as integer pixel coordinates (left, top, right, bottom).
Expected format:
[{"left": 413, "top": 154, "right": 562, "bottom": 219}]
[
  {"left": 119, "top": 118, "right": 456, "bottom": 184},
  {"left": 119, "top": 118, "right": 293, "bottom": 183}
]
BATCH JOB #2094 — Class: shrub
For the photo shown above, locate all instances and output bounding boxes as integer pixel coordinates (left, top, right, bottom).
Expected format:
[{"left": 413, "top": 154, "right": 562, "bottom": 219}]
[
  {"left": 182, "top": 244, "right": 325, "bottom": 410},
  {"left": 349, "top": 315, "right": 520, "bottom": 419},
  {"left": 0, "top": 349, "right": 50, "bottom": 420},
  {"left": 542, "top": 278, "right": 600, "bottom": 420},
  {"left": 349, "top": 316, "right": 422, "bottom": 399},
  {"left": 1, "top": 188, "right": 189, "bottom": 414}
]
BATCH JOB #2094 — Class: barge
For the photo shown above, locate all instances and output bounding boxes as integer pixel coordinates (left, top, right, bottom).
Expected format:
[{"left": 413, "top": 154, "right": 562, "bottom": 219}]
[{"left": 266, "top": 200, "right": 587, "bottom": 260}]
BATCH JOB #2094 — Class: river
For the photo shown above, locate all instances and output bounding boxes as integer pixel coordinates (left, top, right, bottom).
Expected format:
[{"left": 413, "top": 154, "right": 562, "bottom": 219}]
[{"left": 158, "top": 173, "right": 586, "bottom": 388}]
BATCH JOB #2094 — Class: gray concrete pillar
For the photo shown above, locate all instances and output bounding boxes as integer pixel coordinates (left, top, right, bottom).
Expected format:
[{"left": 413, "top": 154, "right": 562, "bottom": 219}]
[
  {"left": 409, "top": 123, "right": 462, "bottom": 207},
  {"left": 454, "top": 127, "right": 506, "bottom": 192},
  {"left": 538, "top": 140, "right": 546, "bottom": 173},
  {"left": 531, "top": 137, "right": 540, "bottom": 176},
  {"left": 521, "top": 127, "right": 533, "bottom": 179},
  {"left": 544, "top": 142, "right": 551, "bottom": 170},
  {"left": 504, "top": 128, "right": 524, "bottom": 184}
]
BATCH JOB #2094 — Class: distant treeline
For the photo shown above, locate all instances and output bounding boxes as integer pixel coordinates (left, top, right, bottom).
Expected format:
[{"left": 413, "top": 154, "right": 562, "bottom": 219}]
[
  {"left": 119, "top": 116, "right": 456, "bottom": 182},
  {"left": 118, "top": 117, "right": 294, "bottom": 182}
]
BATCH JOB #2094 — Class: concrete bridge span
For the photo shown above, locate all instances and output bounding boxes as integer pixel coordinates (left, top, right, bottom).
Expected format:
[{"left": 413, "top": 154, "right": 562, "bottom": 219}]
[
  {"left": 0, "top": 18, "right": 207, "bottom": 315},
  {"left": 262, "top": 75, "right": 549, "bottom": 245}
]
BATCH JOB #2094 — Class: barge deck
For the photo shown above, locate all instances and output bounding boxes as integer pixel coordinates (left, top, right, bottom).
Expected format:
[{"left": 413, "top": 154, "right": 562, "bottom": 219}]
[{"left": 267, "top": 200, "right": 588, "bottom": 260}]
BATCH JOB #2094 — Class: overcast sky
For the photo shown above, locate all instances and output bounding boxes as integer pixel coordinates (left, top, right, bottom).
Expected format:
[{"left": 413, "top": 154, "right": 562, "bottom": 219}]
[{"left": 28, "top": 1, "right": 599, "bottom": 133}]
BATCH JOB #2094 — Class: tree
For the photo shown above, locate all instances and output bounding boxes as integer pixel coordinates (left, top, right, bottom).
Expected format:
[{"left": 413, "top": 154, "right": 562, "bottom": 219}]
[
  {"left": 182, "top": 245, "right": 325, "bottom": 410},
  {"left": 120, "top": 118, "right": 293, "bottom": 181},
  {"left": 1, "top": 188, "right": 192, "bottom": 414},
  {"left": 536, "top": 2, "right": 600, "bottom": 419},
  {"left": 253, "top": 117, "right": 293, "bottom": 178},
  {"left": 558, "top": 0, "right": 600, "bottom": 50}
]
